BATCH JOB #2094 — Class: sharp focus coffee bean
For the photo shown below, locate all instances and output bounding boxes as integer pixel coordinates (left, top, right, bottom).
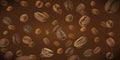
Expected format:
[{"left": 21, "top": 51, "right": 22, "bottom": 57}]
[
  {"left": 4, "top": 51, "right": 13, "bottom": 60},
  {"left": 65, "top": 47, "right": 75, "bottom": 56},
  {"left": 53, "top": 3, "right": 62, "bottom": 14},
  {"left": 104, "top": 0, "right": 120, "bottom": 14},
  {"left": 64, "top": 0, "right": 73, "bottom": 11},
  {"left": 106, "top": 37, "right": 115, "bottom": 47},
  {"left": 34, "top": 12, "right": 49, "bottom": 22},
  {"left": 40, "top": 48, "right": 54, "bottom": 58},
  {"left": 65, "top": 14, "right": 74, "bottom": 22},
  {"left": 79, "top": 15, "right": 91, "bottom": 27},
  {"left": 106, "top": 20, "right": 114, "bottom": 28},
  {"left": 73, "top": 36, "right": 87, "bottom": 48},
  {"left": 0, "top": 38, "right": 9, "bottom": 48},
  {"left": 20, "top": 14, "right": 29, "bottom": 23},
  {"left": 106, "top": 52, "right": 114, "bottom": 59},
  {"left": 67, "top": 55, "right": 80, "bottom": 60},
  {"left": 56, "top": 29, "right": 67, "bottom": 40},
  {"left": 12, "top": 33, "right": 21, "bottom": 45},
  {"left": 91, "top": 27, "right": 99, "bottom": 35},
  {"left": 35, "top": 0, "right": 44, "bottom": 8},
  {"left": 23, "top": 25, "right": 33, "bottom": 34},
  {"left": 83, "top": 49, "right": 93, "bottom": 57},
  {"left": 3, "top": 17, "right": 12, "bottom": 25}
]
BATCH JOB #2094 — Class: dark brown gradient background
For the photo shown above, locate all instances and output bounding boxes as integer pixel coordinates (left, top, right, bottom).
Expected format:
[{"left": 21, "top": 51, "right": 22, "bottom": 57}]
[{"left": 0, "top": 0, "right": 120, "bottom": 60}]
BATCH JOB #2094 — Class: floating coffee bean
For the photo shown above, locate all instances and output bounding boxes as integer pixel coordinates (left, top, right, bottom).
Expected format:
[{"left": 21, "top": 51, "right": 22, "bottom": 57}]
[
  {"left": 40, "top": 48, "right": 54, "bottom": 58},
  {"left": 76, "top": 3, "right": 86, "bottom": 13},
  {"left": 34, "top": 12, "right": 49, "bottom": 22},
  {"left": 6, "top": 5, "right": 13, "bottom": 12},
  {"left": 83, "top": 49, "right": 93, "bottom": 57},
  {"left": 43, "top": 37, "right": 50, "bottom": 46},
  {"left": 12, "top": 33, "right": 21, "bottom": 45},
  {"left": 0, "top": 38, "right": 9, "bottom": 48},
  {"left": 67, "top": 55, "right": 80, "bottom": 60},
  {"left": 0, "top": 0, "right": 8, "bottom": 6},
  {"left": 108, "top": 31, "right": 115, "bottom": 37},
  {"left": 106, "top": 20, "right": 114, "bottom": 28},
  {"left": 8, "top": 25, "right": 16, "bottom": 30},
  {"left": 79, "top": 15, "right": 91, "bottom": 27},
  {"left": 65, "top": 47, "right": 74, "bottom": 56},
  {"left": 35, "top": 0, "right": 44, "bottom": 8},
  {"left": 3, "top": 17, "right": 12, "bottom": 25},
  {"left": 65, "top": 40, "right": 73, "bottom": 47},
  {"left": 90, "top": 0, "right": 96, "bottom": 7},
  {"left": 65, "top": 14, "right": 74, "bottom": 22},
  {"left": 94, "top": 36, "right": 100, "bottom": 43},
  {"left": 20, "top": 0, "right": 28, "bottom": 7},
  {"left": 68, "top": 33, "right": 75, "bottom": 39},
  {"left": 80, "top": 27, "right": 87, "bottom": 32},
  {"left": 91, "top": 8, "right": 100, "bottom": 15},
  {"left": 51, "top": 20, "right": 58, "bottom": 26},
  {"left": 104, "top": 0, "right": 120, "bottom": 14},
  {"left": 106, "top": 52, "right": 114, "bottom": 59},
  {"left": 22, "top": 35, "right": 32, "bottom": 45},
  {"left": 91, "top": 27, "right": 99, "bottom": 35},
  {"left": 23, "top": 25, "right": 33, "bottom": 34},
  {"left": 4, "top": 51, "right": 13, "bottom": 60},
  {"left": 53, "top": 40, "right": 60, "bottom": 47},
  {"left": 106, "top": 37, "right": 115, "bottom": 47},
  {"left": 3, "top": 30, "right": 8, "bottom": 36},
  {"left": 16, "top": 56, "right": 29, "bottom": 60},
  {"left": 29, "top": 54, "right": 37, "bottom": 60},
  {"left": 45, "top": 2, "right": 51, "bottom": 8},
  {"left": 56, "top": 29, "right": 67, "bottom": 40},
  {"left": 64, "top": 0, "right": 73, "bottom": 11},
  {"left": 53, "top": 3, "right": 62, "bottom": 14},
  {"left": 73, "top": 36, "right": 87, "bottom": 48},
  {"left": 57, "top": 48, "right": 64, "bottom": 54},
  {"left": 93, "top": 46, "right": 101, "bottom": 54},
  {"left": 16, "top": 49, "right": 23, "bottom": 57},
  {"left": 35, "top": 28, "right": 41, "bottom": 35},
  {"left": 68, "top": 25, "right": 75, "bottom": 31},
  {"left": 20, "top": 14, "right": 29, "bottom": 23}
]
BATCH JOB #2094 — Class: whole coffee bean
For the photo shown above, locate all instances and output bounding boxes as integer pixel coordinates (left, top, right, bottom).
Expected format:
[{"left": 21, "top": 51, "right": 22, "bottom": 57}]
[
  {"left": 57, "top": 48, "right": 64, "bottom": 54},
  {"left": 106, "top": 20, "right": 114, "bottom": 28},
  {"left": 80, "top": 27, "right": 87, "bottom": 32},
  {"left": 65, "top": 47, "right": 75, "bottom": 56},
  {"left": 67, "top": 55, "right": 80, "bottom": 60},
  {"left": 64, "top": 0, "right": 73, "bottom": 11},
  {"left": 65, "top": 40, "right": 73, "bottom": 47},
  {"left": 76, "top": 3, "right": 86, "bottom": 13},
  {"left": 56, "top": 29, "right": 67, "bottom": 40},
  {"left": 28, "top": 41, "right": 35, "bottom": 48},
  {"left": 8, "top": 25, "right": 16, "bottom": 30},
  {"left": 20, "top": 14, "right": 29, "bottom": 23},
  {"left": 4, "top": 51, "right": 13, "bottom": 60},
  {"left": 108, "top": 31, "right": 115, "bottom": 37},
  {"left": 51, "top": 20, "right": 58, "bottom": 26},
  {"left": 53, "top": 25, "right": 62, "bottom": 33},
  {"left": 16, "top": 49, "right": 23, "bottom": 57},
  {"left": 94, "top": 36, "right": 100, "bottom": 43},
  {"left": 35, "top": 28, "right": 41, "bottom": 35},
  {"left": 91, "top": 27, "right": 99, "bottom": 35},
  {"left": 35, "top": 0, "right": 44, "bottom": 8},
  {"left": 22, "top": 36, "right": 32, "bottom": 45},
  {"left": 20, "top": 0, "right": 28, "bottom": 7},
  {"left": 65, "top": 14, "right": 74, "bottom": 22},
  {"left": 104, "top": 0, "right": 120, "bottom": 14},
  {"left": 91, "top": 8, "right": 100, "bottom": 15},
  {"left": 106, "top": 37, "right": 115, "bottom": 47},
  {"left": 23, "top": 25, "right": 33, "bottom": 34},
  {"left": 106, "top": 52, "right": 114, "bottom": 59},
  {"left": 3, "top": 30, "right": 8, "bottom": 36},
  {"left": 68, "top": 33, "right": 75, "bottom": 39},
  {"left": 79, "top": 15, "right": 91, "bottom": 27},
  {"left": 12, "top": 33, "right": 21, "bottom": 45},
  {"left": 0, "top": 38, "right": 9, "bottom": 48},
  {"left": 53, "top": 3, "right": 62, "bottom": 14},
  {"left": 100, "top": 21, "right": 107, "bottom": 28},
  {"left": 45, "top": 2, "right": 51, "bottom": 8},
  {"left": 90, "top": 0, "right": 96, "bottom": 6},
  {"left": 3, "top": 17, "right": 12, "bottom": 25},
  {"left": 43, "top": 37, "right": 50, "bottom": 46},
  {"left": 83, "top": 49, "right": 93, "bottom": 57},
  {"left": 6, "top": 5, "right": 13, "bottom": 12},
  {"left": 93, "top": 46, "right": 101, "bottom": 54}
]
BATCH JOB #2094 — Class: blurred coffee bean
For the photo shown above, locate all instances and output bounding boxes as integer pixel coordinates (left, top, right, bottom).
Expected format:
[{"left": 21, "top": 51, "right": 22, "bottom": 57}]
[
  {"left": 15, "top": 56, "right": 29, "bottom": 60},
  {"left": 0, "top": 48, "right": 8, "bottom": 53},
  {"left": 22, "top": 35, "right": 32, "bottom": 45},
  {"left": 53, "top": 25, "right": 62, "bottom": 33},
  {"left": 3, "top": 17, "right": 12, "bottom": 25},
  {"left": 93, "top": 46, "right": 101, "bottom": 54},
  {"left": 3, "top": 30, "right": 8, "bottom": 36},
  {"left": 0, "top": 0, "right": 8, "bottom": 6},
  {"left": 64, "top": 0, "right": 73, "bottom": 11},
  {"left": 106, "top": 52, "right": 114, "bottom": 59},
  {"left": 65, "top": 47, "right": 74, "bottom": 56},
  {"left": 100, "top": 21, "right": 107, "bottom": 28},
  {"left": 65, "top": 40, "right": 73, "bottom": 47},
  {"left": 108, "top": 31, "right": 115, "bottom": 37},
  {"left": 20, "top": 14, "right": 29, "bottom": 23},
  {"left": 23, "top": 25, "right": 33, "bottom": 34},
  {"left": 16, "top": 49, "right": 23, "bottom": 57},
  {"left": 28, "top": 41, "right": 35, "bottom": 48},
  {"left": 106, "top": 20, "right": 114, "bottom": 28},
  {"left": 56, "top": 29, "right": 67, "bottom": 40},
  {"left": 91, "top": 27, "right": 99, "bottom": 35},
  {"left": 0, "top": 38, "right": 9, "bottom": 48},
  {"left": 4, "top": 51, "right": 13, "bottom": 60},
  {"left": 94, "top": 36, "right": 100, "bottom": 44},
  {"left": 91, "top": 8, "right": 100, "bottom": 15},
  {"left": 67, "top": 55, "right": 80, "bottom": 60},
  {"left": 35, "top": 28, "right": 41, "bottom": 35},
  {"left": 68, "top": 25, "right": 75, "bottom": 31},
  {"left": 43, "top": 37, "right": 51, "bottom": 46},
  {"left": 76, "top": 3, "right": 86, "bottom": 14},
  {"left": 53, "top": 3, "right": 62, "bottom": 14},
  {"left": 45, "top": 2, "right": 51, "bottom": 8},
  {"left": 65, "top": 14, "right": 74, "bottom": 22},
  {"left": 106, "top": 37, "right": 115, "bottom": 47},
  {"left": 80, "top": 27, "right": 87, "bottom": 32},
  {"left": 45, "top": 29, "right": 50, "bottom": 35},
  {"left": 83, "top": 49, "right": 93, "bottom": 57},
  {"left": 51, "top": 20, "right": 58, "bottom": 26},
  {"left": 57, "top": 48, "right": 64, "bottom": 54},
  {"left": 12, "top": 33, "right": 21, "bottom": 45},
  {"left": 104, "top": 0, "right": 120, "bottom": 14},
  {"left": 35, "top": 0, "right": 44, "bottom": 8},
  {"left": 29, "top": 54, "right": 37, "bottom": 60},
  {"left": 6, "top": 5, "right": 13, "bottom": 12},
  {"left": 53, "top": 40, "right": 60, "bottom": 47},
  {"left": 8, "top": 25, "right": 16, "bottom": 30},
  {"left": 20, "top": 0, "right": 28, "bottom": 7},
  {"left": 90, "top": 0, "right": 96, "bottom": 7},
  {"left": 68, "top": 33, "right": 75, "bottom": 39}
]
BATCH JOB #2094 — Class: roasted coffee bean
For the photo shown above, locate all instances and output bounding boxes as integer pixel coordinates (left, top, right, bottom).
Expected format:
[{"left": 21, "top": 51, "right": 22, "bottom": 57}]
[
  {"left": 79, "top": 15, "right": 91, "bottom": 27},
  {"left": 56, "top": 29, "right": 67, "bottom": 40},
  {"left": 83, "top": 49, "right": 93, "bottom": 57},
  {"left": 12, "top": 33, "right": 21, "bottom": 45},
  {"left": 93, "top": 46, "right": 101, "bottom": 54},
  {"left": 65, "top": 47, "right": 74, "bottom": 56},
  {"left": 94, "top": 36, "right": 100, "bottom": 43},
  {"left": 80, "top": 27, "right": 87, "bottom": 32},
  {"left": 65, "top": 40, "right": 73, "bottom": 47},
  {"left": 3, "top": 17, "right": 12, "bottom": 25},
  {"left": 16, "top": 56, "right": 29, "bottom": 60},
  {"left": 22, "top": 36, "right": 32, "bottom": 45},
  {"left": 100, "top": 21, "right": 107, "bottom": 28},
  {"left": 45, "top": 29, "right": 50, "bottom": 35},
  {"left": 106, "top": 37, "right": 115, "bottom": 47},
  {"left": 106, "top": 20, "right": 114, "bottom": 28},
  {"left": 65, "top": 14, "right": 74, "bottom": 22},
  {"left": 108, "top": 31, "right": 115, "bottom": 37},
  {"left": 16, "top": 49, "right": 23, "bottom": 57},
  {"left": 68, "top": 25, "right": 75, "bottom": 31},
  {"left": 68, "top": 33, "right": 75, "bottom": 39},
  {"left": 20, "top": 14, "right": 29, "bottom": 23},
  {"left": 57, "top": 48, "right": 64, "bottom": 54},
  {"left": 28, "top": 41, "right": 35, "bottom": 48},
  {"left": 45, "top": 2, "right": 51, "bottom": 8},
  {"left": 35, "top": 28, "right": 41, "bottom": 35},
  {"left": 0, "top": 38, "right": 9, "bottom": 48},
  {"left": 90, "top": 0, "right": 96, "bottom": 6},
  {"left": 0, "top": 48, "right": 8, "bottom": 53},
  {"left": 20, "top": 0, "right": 28, "bottom": 7},
  {"left": 6, "top": 5, "right": 13, "bottom": 12},
  {"left": 0, "top": 0, "right": 8, "bottom": 6},
  {"left": 3, "top": 30, "right": 8, "bottom": 36},
  {"left": 51, "top": 20, "right": 58, "bottom": 26},
  {"left": 91, "top": 27, "right": 99, "bottom": 35},
  {"left": 91, "top": 8, "right": 100, "bottom": 15},
  {"left": 8, "top": 25, "right": 16, "bottom": 30},
  {"left": 76, "top": 3, "right": 86, "bottom": 13},
  {"left": 73, "top": 36, "right": 87, "bottom": 48},
  {"left": 53, "top": 25, "right": 62, "bottom": 33},
  {"left": 40, "top": 48, "right": 54, "bottom": 58},
  {"left": 43, "top": 37, "right": 50, "bottom": 46},
  {"left": 106, "top": 52, "right": 114, "bottom": 59},
  {"left": 29, "top": 54, "right": 37, "bottom": 60},
  {"left": 23, "top": 25, "right": 33, "bottom": 34},
  {"left": 53, "top": 40, "right": 60, "bottom": 47},
  {"left": 4, "top": 51, "right": 13, "bottom": 60},
  {"left": 34, "top": 12, "right": 49, "bottom": 22},
  {"left": 104, "top": 0, "right": 120, "bottom": 14},
  {"left": 35, "top": 0, "right": 44, "bottom": 8},
  {"left": 64, "top": 0, "right": 73, "bottom": 11},
  {"left": 67, "top": 55, "right": 80, "bottom": 60},
  {"left": 53, "top": 3, "right": 62, "bottom": 14}
]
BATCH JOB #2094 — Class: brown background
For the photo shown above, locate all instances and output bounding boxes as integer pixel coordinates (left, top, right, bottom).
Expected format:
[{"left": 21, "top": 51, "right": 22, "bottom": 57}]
[{"left": 0, "top": 0, "right": 120, "bottom": 60}]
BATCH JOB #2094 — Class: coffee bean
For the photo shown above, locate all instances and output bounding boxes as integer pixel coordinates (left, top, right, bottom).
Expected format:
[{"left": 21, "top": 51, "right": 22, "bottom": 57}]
[
  {"left": 108, "top": 31, "right": 115, "bottom": 37},
  {"left": 53, "top": 40, "right": 60, "bottom": 47},
  {"left": 45, "top": 2, "right": 51, "bottom": 8},
  {"left": 6, "top": 5, "right": 13, "bottom": 12},
  {"left": 0, "top": 38, "right": 9, "bottom": 48},
  {"left": 91, "top": 27, "right": 99, "bottom": 35},
  {"left": 83, "top": 49, "right": 93, "bottom": 57},
  {"left": 3, "top": 30, "right": 8, "bottom": 36},
  {"left": 67, "top": 55, "right": 80, "bottom": 60},
  {"left": 104, "top": 0, "right": 120, "bottom": 14},
  {"left": 8, "top": 25, "right": 16, "bottom": 30},
  {"left": 22, "top": 36, "right": 32, "bottom": 45},
  {"left": 12, "top": 33, "right": 21, "bottom": 45},
  {"left": 65, "top": 40, "right": 73, "bottom": 47},
  {"left": 80, "top": 27, "right": 87, "bottom": 32},
  {"left": 94, "top": 36, "right": 100, "bottom": 43},
  {"left": 68, "top": 25, "right": 75, "bottom": 31},
  {"left": 76, "top": 3, "right": 86, "bottom": 13},
  {"left": 53, "top": 25, "right": 62, "bottom": 33},
  {"left": 43, "top": 37, "right": 50, "bottom": 46},
  {"left": 65, "top": 14, "right": 74, "bottom": 22},
  {"left": 93, "top": 46, "right": 101, "bottom": 54},
  {"left": 90, "top": 0, "right": 96, "bottom": 7},
  {"left": 73, "top": 36, "right": 87, "bottom": 48},
  {"left": 64, "top": 0, "right": 73, "bottom": 11},
  {"left": 23, "top": 25, "right": 33, "bottom": 34},
  {"left": 34, "top": 12, "right": 49, "bottom": 22},
  {"left": 40, "top": 48, "right": 54, "bottom": 58},
  {"left": 79, "top": 15, "right": 91, "bottom": 27},
  {"left": 35, "top": 0, "right": 44, "bottom": 8},
  {"left": 16, "top": 56, "right": 29, "bottom": 60},
  {"left": 28, "top": 41, "right": 35, "bottom": 48},
  {"left": 106, "top": 37, "right": 115, "bottom": 47},
  {"left": 68, "top": 33, "right": 75, "bottom": 39},
  {"left": 20, "top": 0, "right": 28, "bottom": 7},
  {"left": 20, "top": 14, "right": 29, "bottom": 23},
  {"left": 16, "top": 49, "right": 23, "bottom": 57},
  {"left": 51, "top": 20, "right": 58, "bottom": 26},
  {"left": 56, "top": 29, "right": 67, "bottom": 40},
  {"left": 4, "top": 51, "right": 13, "bottom": 60},
  {"left": 106, "top": 20, "right": 114, "bottom": 28},
  {"left": 0, "top": 0, "right": 8, "bottom": 6},
  {"left": 29, "top": 54, "right": 37, "bottom": 60},
  {"left": 65, "top": 47, "right": 74, "bottom": 56},
  {"left": 106, "top": 52, "right": 114, "bottom": 59},
  {"left": 91, "top": 8, "right": 100, "bottom": 15},
  {"left": 3, "top": 17, "right": 12, "bottom": 25},
  {"left": 53, "top": 3, "right": 62, "bottom": 14},
  {"left": 100, "top": 21, "right": 107, "bottom": 28},
  {"left": 35, "top": 28, "right": 41, "bottom": 35},
  {"left": 45, "top": 29, "right": 50, "bottom": 35},
  {"left": 57, "top": 48, "right": 64, "bottom": 54},
  {"left": 0, "top": 48, "right": 8, "bottom": 53}
]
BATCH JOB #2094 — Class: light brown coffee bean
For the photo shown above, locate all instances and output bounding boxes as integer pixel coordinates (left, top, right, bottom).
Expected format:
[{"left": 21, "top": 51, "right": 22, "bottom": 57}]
[
  {"left": 28, "top": 41, "right": 35, "bottom": 48},
  {"left": 73, "top": 36, "right": 87, "bottom": 48},
  {"left": 45, "top": 29, "right": 50, "bottom": 35},
  {"left": 53, "top": 3, "right": 62, "bottom": 14},
  {"left": 43, "top": 37, "right": 50, "bottom": 46},
  {"left": 53, "top": 40, "right": 60, "bottom": 47},
  {"left": 104, "top": 0, "right": 120, "bottom": 14},
  {"left": 108, "top": 31, "right": 115, "bottom": 37},
  {"left": 53, "top": 25, "right": 62, "bottom": 33},
  {"left": 35, "top": 0, "right": 44, "bottom": 8},
  {"left": 34, "top": 12, "right": 49, "bottom": 22},
  {"left": 57, "top": 48, "right": 64, "bottom": 54},
  {"left": 90, "top": 0, "right": 96, "bottom": 6},
  {"left": 23, "top": 25, "right": 33, "bottom": 34},
  {"left": 65, "top": 40, "right": 73, "bottom": 47},
  {"left": 106, "top": 52, "right": 114, "bottom": 59},
  {"left": 64, "top": 0, "right": 73, "bottom": 11},
  {"left": 3, "top": 17, "right": 12, "bottom": 25},
  {"left": 56, "top": 29, "right": 67, "bottom": 40},
  {"left": 6, "top": 5, "right": 13, "bottom": 12},
  {"left": 20, "top": 14, "right": 29, "bottom": 23},
  {"left": 67, "top": 55, "right": 80, "bottom": 60},
  {"left": 106, "top": 20, "right": 114, "bottom": 28},
  {"left": 20, "top": 0, "right": 28, "bottom": 7},
  {"left": 91, "top": 8, "right": 100, "bottom": 15},
  {"left": 51, "top": 20, "right": 58, "bottom": 26},
  {"left": 8, "top": 25, "right": 16, "bottom": 30},
  {"left": 106, "top": 37, "right": 115, "bottom": 47},
  {"left": 3, "top": 30, "right": 8, "bottom": 36},
  {"left": 76, "top": 3, "right": 86, "bottom": 13},
  {"left": 79, "top": 15, "right": 91, "bottom": 27},
  {"left": 94, "top": 36, "right": 100, "bottom": 43},
  {"left": 35, "top": 28, "right": 41, "bottom": 35},
  {"left": 22, "top": 36, "right": 32, "bottom": 45},
  {"left": 80, "top": 27, "right": 87, "bottom": 32},
  {"left": 16, "top": 49, "right": 23, "bottom": 57},
  {"left": 12, "top": 33, "right": 21, "bottom": 45},
  {"left": 100, "top": 21, "right": 107, "bottom": 28},
  {"left": 4, "top": 51, "right": 13, "bottom": 60},
  {"left": 68, "top": 25, "right": 75, "bottom": 31},
  {"left": 93, "top": 46, "right": 101, "bottom": 54},
  {"left": 83, "top": 49, "right": 93, "bottom": 57},
  {"left": 65, "top": 14, "right": 73, "bottom": 22},
  {"left": 91, "top": 27, "right": 99, "bottom": 35},
  {"left": 68, "top": 33, "right": 75, "bottom": 39},
  {"left": 0, "top": 38, "right": 9, "bottom": 48},
  {"left": 65, "top": 47, "right": 74, "bottom": 56},
  {"left": 45, "top": 2, "right": 51, "bottom": 8},
  {"left": 29, "top": 54, "right": 37, "bottom": 60}
]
